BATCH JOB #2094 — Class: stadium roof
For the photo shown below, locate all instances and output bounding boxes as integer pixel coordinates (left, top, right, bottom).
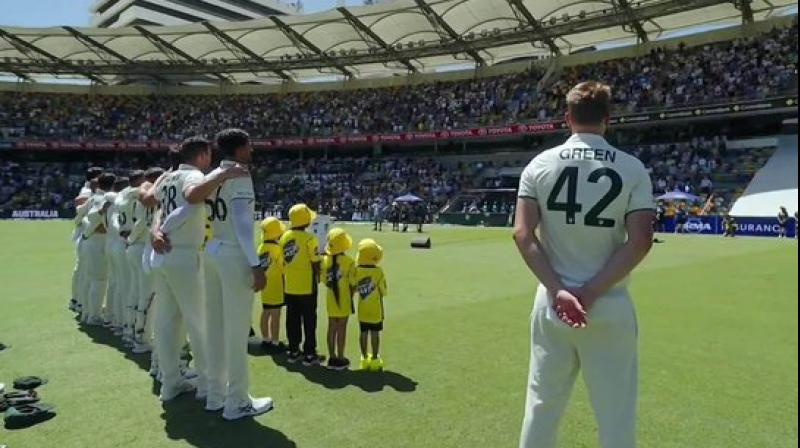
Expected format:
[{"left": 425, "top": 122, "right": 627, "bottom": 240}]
[{"left": 0, "top": 0, "right": 796, "bottom": 84}]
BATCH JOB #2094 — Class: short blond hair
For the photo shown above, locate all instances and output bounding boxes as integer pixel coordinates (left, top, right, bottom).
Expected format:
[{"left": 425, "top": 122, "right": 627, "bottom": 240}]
[{"left": 566, "top": 81, "right": 612, "bottom": 126}]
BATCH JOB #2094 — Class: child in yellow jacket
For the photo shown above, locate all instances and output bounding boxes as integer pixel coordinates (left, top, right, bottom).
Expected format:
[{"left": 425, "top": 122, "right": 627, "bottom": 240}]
[
  {"left": 258, "top": 217, "right": 286, "bottom": 352},
  {"left": 321, "top": 228, "right": 355, "bottom": 371},
  {"left": 352, "top": 238, "right": 388, "bottom": 372}
]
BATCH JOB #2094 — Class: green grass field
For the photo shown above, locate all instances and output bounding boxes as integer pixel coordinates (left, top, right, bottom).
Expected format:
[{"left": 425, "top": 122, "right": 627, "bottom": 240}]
[{"left": 0, "top": 221, "right": 797, "bottom": 448}]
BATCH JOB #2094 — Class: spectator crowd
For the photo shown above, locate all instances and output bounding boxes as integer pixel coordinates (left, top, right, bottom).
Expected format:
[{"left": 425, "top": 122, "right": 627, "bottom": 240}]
[{"left": 1, "top": 23, "right": 796, "bottom": 142}]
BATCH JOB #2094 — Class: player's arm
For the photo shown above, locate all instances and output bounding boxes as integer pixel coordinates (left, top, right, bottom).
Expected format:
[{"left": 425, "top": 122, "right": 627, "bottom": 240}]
[
  {"left": 183, "top": 166, "right": 249, "bottom": 204},
  {"left": 577, "top": 211, "right": 654, "bottom": 309},
  {"left": 159, "top": 204, "right": 197, "bottom": 234},
  {"left": 127, "top": 201, "right": 146, "bottom": 245},
  {"left": 230, "top": 198, "right": 265, "bottom": 292},
  {"left": 513, "top": 198, "right": 567, "bottom": 294}
]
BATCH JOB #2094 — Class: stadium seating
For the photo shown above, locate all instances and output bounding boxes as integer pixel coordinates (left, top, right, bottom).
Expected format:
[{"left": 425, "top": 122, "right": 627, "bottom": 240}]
[{"left": 0, "top": 23, "right": 796, "bottom": 141}]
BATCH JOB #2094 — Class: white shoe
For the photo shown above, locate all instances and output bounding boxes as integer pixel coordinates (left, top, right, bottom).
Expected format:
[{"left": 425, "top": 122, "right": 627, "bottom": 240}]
[
  {"left": 132, "top": 343, "right": 151, "bottom": 354},
  {"left": 180, "top": 367, "right": 198, "bottom": 380},
  {"left": 159, "top": 380, "right": 197, "bottom": 402},
  {"left": 0, "top": 382, "right": 5, "bottom": 394},
  {"left": 222, "top": 397, "right": 274, "bottom": 421},
  {"left": 248, "top": 336, "right": 263, "bottom": 345},
  {"left": 113, "top": 328, "right": 124, "bottom": 336},
  {"left": 205, "top": 400, "right": 224, "bottom": 412}
]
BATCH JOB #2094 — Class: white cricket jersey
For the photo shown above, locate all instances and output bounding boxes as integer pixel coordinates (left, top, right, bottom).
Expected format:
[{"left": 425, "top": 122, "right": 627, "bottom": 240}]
[
  {"left": 114, "top": 188, "right": 135, "bottom": 233},
  {"left": 83, "top": 191, "right": 110, "bottom": 237},
  {"left": 207, "top": 160, "right": 255, "bottom": 245},
  {"left": 105, "top": 192, "right": 120, "bottom": 236},
  {"left": 155, "top": 164, "right": 206, "bottom": 249},
  {"left": 518, "top": 133, "right": 654, "bottom": 287}
]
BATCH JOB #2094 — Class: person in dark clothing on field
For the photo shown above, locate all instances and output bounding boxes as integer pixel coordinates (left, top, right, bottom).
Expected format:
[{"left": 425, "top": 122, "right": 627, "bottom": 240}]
[
  {"left": 389, "top": 203, "right": 400, "bottom": 232},
  {"left": 415, "top": 202, "right": 426, "bottom": 233},
  {"left": 654, "top": 202, "right": 666, "bottom": 233},
  {"left": 778, "top": 206, "right": 790, "bottom": 238}
]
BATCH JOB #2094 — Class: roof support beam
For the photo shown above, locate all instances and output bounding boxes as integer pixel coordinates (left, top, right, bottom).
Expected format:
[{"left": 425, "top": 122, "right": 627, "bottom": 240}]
[
  {"left": 734, "top": 0, "right": 755, "bottom": 24},
  {"left": 202, "top": 21, "right": 291, "bottom": 81},
  {"left": 613, "top": 0, "right": 649, "bottom": 43},
  {"left": 506, "top": 0, "right": 561, "bottom": 55},
  {"left": 133, "top": 25, "right": 230, "bottom": 82},
  {"left": 413, "top": 0, "right": 485, "bottom": 66},
  {"left": 337, "top": 7, "right": 417, "bottom": 73},
  {"left": 269, "top": 16, "right": 353, "bottom": 78},
  {"left": 0, "top": 28, "right": 105, "bottom": 84},
  {"left": 63, "top": 26, "right": 166, "bottom": 83}
]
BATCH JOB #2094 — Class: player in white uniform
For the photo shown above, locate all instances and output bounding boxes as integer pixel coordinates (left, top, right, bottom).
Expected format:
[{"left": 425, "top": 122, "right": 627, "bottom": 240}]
[
  {"left": 112, "top": 174, "right": 140, "bottom": 343},
  {"left": 203, "top": 129, "right": 272, "bottom": 420},
  {"left": 80, "top": 173, "right": 117, "bottom": 325},
  {"left": 70, "top": 167, "right": 103, "bottom": 313},
  {"left": 106, "top": 177, "right": 131, "bottom": 333},
  {"left": 513, "top": 82, "right": 655, "bottom": 448},
  {"left": 148, "top": 137, "right": 247, "bottom": 402},
  {"left": 123, "top": 170, "right": 150, "bottom": 352}
]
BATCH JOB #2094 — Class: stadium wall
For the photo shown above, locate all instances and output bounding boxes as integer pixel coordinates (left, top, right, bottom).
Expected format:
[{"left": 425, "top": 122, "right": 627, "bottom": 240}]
[{"left": 0, "top": 15, "right": 795, "bottom": 96}]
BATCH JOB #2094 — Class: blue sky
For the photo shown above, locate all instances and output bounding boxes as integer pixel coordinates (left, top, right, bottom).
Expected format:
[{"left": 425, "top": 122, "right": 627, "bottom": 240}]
[{"left": 0, "top": 0, "right": 354, "bottom": 27}]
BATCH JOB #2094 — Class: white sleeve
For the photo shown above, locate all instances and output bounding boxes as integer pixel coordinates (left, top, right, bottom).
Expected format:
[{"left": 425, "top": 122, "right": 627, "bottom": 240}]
[
  {"left": 74, "top": 200, "right": 92, "bottom": 224},
  {"left": 231, "top": 198, "right": 259, "bottom": 267},
  {"left": 127, "top": 201, "right": 147, "bottom": 244},
  {"left": 160, "top": 204, "right": 198, "bottom": 234},
  {"left": 517, "top": 158, "right": 540, "bottom": 200}
]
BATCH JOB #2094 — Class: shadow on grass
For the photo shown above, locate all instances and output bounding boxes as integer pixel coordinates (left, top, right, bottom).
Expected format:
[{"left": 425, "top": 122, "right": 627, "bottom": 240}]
[
  {"left": 259, "top": 347, "right": 418, "bottom": 393},
  {"left": 161, "top": 397, "right": 296, "bottom": 448},
  {"left": 76, "top": 320, "right": 152, "bottom": 374}
]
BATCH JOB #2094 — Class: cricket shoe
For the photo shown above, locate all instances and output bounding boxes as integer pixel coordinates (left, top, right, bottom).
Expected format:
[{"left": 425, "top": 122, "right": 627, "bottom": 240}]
[
  {"left": 370, "top": 357, "right": 385, "bottom": 372},
  {"left": 132, "top": 343, "right": 151, "bottom": 354},
  {"left": 222, "top": 397, "right": 274, "bottom": 421},
  {"left": 159, "top": 379, "right": 197, "bottom": 402}
]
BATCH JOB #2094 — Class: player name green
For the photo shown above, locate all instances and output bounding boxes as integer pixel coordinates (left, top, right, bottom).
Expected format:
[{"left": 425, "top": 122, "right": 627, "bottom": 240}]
[{"left": 559, "top": 148, "right": 617, "bottom": 163}]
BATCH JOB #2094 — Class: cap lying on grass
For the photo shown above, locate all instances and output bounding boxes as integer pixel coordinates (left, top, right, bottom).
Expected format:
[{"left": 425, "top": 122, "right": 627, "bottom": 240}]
[
  {"left": 13, "top": 376, "right": 48, "bottom": 391},
  {"left": 4, "top": 403, "right": 57, "bottom": 430}
]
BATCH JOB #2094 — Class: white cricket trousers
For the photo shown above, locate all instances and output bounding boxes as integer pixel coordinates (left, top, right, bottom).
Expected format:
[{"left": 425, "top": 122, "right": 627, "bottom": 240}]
[
  {"left": 204, "top": 243, "right": 256, "bottom": 410},
  {"left": 126, "top": 243, "right": 148, "bottom": 343},
  {"left": 82, "top": 234, "right": 108, "bottom": 322},
  {"left": 72, "top": 238, "right": 86, "bottom": 306},
  {"left": 152, "top": 247, "right": 209, "bottom": 394},
  {"left": 519, "top": 285, "right": 638, "bottom": 448},
  {"left": 108, "top": 239, "right": 130, "bottom": 329}
]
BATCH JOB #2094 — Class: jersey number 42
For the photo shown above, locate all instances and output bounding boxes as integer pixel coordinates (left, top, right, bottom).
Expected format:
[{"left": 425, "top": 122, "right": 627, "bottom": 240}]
[{"left": 546, "top": 166, "right": 622, "bottom": 228}]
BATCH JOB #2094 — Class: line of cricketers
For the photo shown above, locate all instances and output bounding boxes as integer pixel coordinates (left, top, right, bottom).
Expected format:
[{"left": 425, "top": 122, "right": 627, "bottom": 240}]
[{"left": 70, "top": 129, "right": 390, "bottom": 422}]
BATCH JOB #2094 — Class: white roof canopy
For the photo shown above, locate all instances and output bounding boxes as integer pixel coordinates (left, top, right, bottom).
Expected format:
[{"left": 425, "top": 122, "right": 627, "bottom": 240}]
[{"left": 0, "top": 0, "right": 795, "bottom": 83}]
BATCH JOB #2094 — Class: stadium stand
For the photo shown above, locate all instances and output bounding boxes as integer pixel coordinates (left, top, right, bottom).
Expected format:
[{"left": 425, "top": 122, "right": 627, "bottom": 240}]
[{"left": 1, "top": 22, "right": 796, "bottom": 140}]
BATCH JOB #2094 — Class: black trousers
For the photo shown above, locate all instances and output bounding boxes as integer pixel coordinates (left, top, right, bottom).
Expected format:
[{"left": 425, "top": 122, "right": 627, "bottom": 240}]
[{"left": 286, "top": 294, "right": 317, "bottom": 355}]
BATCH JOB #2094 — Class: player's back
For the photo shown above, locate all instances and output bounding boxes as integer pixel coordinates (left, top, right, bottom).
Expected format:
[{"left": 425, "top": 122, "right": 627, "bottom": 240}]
[
  {"left": 206, "top": 162, "right": 255, "bottom": 247},
  {"left": 155, "top": 166, "right": 205, "bottom": 249},
  {"left": 520, "top": 133, "right": 653, "bottom": 287},
  {"left": 280, "top": 229, "right": 318, "bottom": 295}
]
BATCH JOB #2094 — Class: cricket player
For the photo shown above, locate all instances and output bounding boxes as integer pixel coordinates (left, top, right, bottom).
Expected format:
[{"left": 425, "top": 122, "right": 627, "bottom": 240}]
[
  {"left": 70, "top": 167, "right": 103, "bottom": 313},
  {"left": 107, "top": 177, "right": 131, "bottom": 334},
  {"left": 513, "top": 82, "right": 655, "bottom": 448},
  {"left": 81, "top": 172, "right": 117, "bottom": 325},
  {"left": 147, "top": 137, "right": 247, "bottom": 402},
  {"left": 202, "top": 129, "right": 273, "bottom": 420},
  {"left": 133, "top": 168, "right": 165, "bottom": 363}
]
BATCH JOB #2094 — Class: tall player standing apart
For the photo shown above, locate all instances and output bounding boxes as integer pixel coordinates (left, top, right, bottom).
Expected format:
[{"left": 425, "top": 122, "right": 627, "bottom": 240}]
[
  {"left": 203, "top": 129, "right": 273, "bottom": 420},
  {"left": 147, "top": 137, "right": 247, "bottom": 402},
  {"left": 81, "top": 173, "right": 117, "bottom": 325},
  {"left": 513, "top": 82, "right": 655, "bottom": 448}
]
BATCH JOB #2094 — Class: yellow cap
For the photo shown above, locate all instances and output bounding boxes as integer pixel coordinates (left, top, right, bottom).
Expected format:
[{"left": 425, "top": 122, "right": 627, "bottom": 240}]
[
  {"left": 288, "top": 203, "right": 317, "bottom": 228},
  {"left": 260, "top": 217, "right": 285, "bottom": 241},
  {"left": 357, "top": 238, "right": 383, "bottom": 265},
  {"left": 326, "top": 227, "right": 353, "bottom": 255}
]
